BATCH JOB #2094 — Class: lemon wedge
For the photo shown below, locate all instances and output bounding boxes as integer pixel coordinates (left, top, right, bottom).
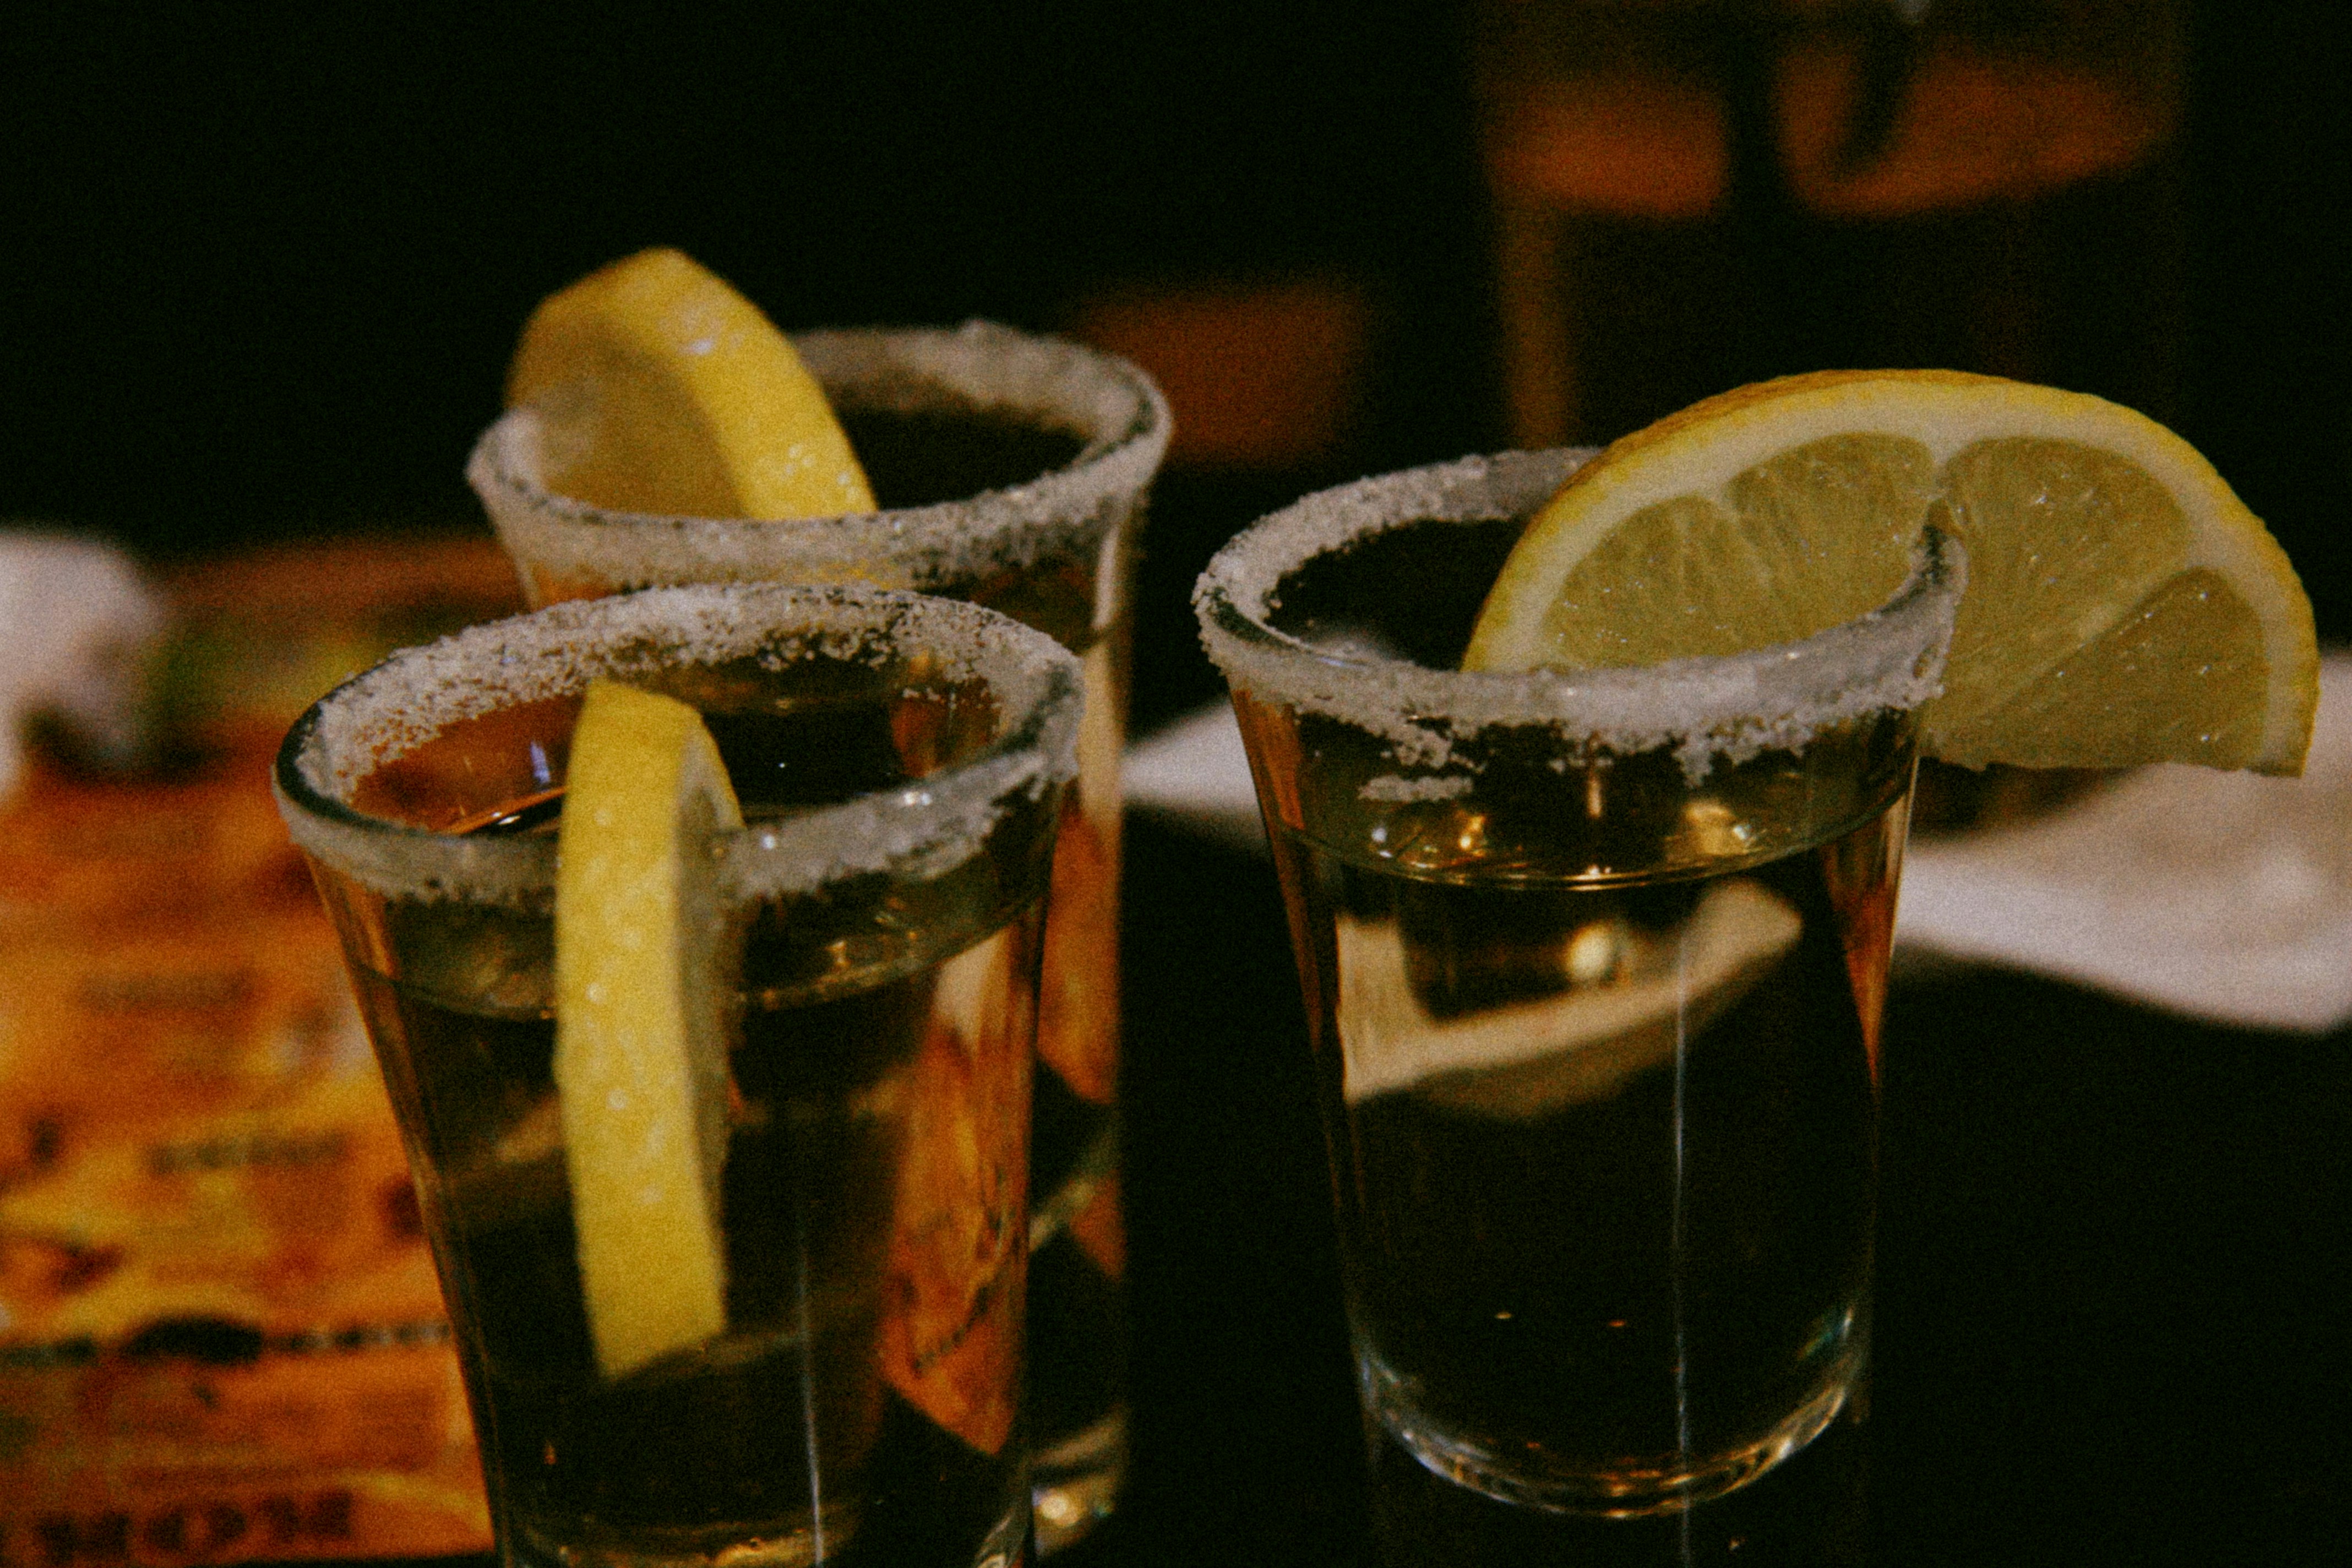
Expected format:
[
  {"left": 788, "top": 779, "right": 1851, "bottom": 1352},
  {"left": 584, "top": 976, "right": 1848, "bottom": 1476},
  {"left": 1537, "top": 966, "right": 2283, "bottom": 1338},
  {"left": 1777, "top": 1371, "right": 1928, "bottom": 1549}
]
[
  {"left": 508, "top": 247, "right": 876, "bottom": 520},
  {"left": 1465, "top": 370, "right": 2318, "bottom": 775},
  {"left": 554, "top": 677, "right": 743, "bottom": 1379}
]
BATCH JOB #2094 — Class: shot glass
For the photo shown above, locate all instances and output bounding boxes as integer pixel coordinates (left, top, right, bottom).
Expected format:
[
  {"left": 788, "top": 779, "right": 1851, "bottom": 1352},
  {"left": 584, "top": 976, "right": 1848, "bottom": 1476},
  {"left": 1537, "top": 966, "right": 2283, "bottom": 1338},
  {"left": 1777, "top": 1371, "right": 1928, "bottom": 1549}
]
[
  {"left": 274, "top": 582, "right": 1081, "bottom": 1568},
  {"left": 1194, "top": 453, "right": 1959, "bottom": 1524},
  {"left": 470, "top": 324, "right": 1168, "bottom": 1550}
]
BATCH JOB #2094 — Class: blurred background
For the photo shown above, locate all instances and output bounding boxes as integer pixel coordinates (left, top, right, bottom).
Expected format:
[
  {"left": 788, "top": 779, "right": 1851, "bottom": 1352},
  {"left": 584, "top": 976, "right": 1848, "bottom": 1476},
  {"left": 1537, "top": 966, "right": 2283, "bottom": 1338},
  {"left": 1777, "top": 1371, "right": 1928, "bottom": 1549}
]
[
  {"left": 6, "top": 1, "right": 2345, "bottom": 729},
  {"left": 4, "top": 4, "right": 2346, "bottom": 1564}
]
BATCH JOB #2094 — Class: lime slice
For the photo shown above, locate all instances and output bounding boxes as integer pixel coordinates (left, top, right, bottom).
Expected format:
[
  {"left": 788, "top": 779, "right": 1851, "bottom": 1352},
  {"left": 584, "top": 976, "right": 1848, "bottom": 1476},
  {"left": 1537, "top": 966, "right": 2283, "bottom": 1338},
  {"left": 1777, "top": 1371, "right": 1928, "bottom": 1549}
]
[
  {"left": 1465, "top": 371, "right": 2318, "bottom": 775},
  {"left": 508, "top": 247, "right": 876, "bottom": 521},
  {"left": 554, "top": 677, "right": 742, "bottom": 1378}
]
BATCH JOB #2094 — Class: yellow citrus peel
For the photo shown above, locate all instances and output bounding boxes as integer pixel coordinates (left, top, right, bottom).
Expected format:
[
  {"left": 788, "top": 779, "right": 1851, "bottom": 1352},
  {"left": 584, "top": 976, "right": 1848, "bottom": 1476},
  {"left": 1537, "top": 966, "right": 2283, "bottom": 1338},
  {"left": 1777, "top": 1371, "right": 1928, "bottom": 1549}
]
[
  {"left": 1466, "top": 370, "right": 2317, "bottom": 775},
  {"left": 509, "top": 247, "right": 874, "bottom": 520},
  {"left": 553, "top": 677, "right": 742, "bottom": 1378}
]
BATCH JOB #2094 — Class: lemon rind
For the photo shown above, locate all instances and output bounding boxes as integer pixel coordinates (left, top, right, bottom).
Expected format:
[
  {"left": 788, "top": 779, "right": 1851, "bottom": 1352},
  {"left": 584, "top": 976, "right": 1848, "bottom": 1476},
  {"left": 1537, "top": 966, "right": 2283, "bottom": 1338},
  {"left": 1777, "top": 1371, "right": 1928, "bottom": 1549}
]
[
  {"left": 1467, "top": 372, "right": 2316, "bottom": 775},
  {"left": 1194, "top": 449, "right": 1962, "bottom": 783},
  {"left": 473, "top": 321, "right": 1169, "bottom": 601},
  {"left": 274, "top": 582, "right": 1083, "bottom": 910},
  {"left": 553, "top": 679, "right": 742, "bottom": 1380},
  {"left": 507, "top": 248, "right": 876, "bottom": 521}
]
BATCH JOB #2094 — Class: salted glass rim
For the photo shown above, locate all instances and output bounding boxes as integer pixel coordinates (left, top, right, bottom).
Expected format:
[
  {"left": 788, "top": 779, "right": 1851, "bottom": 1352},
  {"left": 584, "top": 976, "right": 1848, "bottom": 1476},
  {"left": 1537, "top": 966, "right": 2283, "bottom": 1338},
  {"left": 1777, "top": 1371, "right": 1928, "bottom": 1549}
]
[
  {"left": 274, "top": 580, "right": 1081, "bottom": 908},
  {"left": 467, "top": 319, "right": 1172, "bottom": 593},
  {"left": 1193, "top": 448, "right": 1963, "bottom": 779}
]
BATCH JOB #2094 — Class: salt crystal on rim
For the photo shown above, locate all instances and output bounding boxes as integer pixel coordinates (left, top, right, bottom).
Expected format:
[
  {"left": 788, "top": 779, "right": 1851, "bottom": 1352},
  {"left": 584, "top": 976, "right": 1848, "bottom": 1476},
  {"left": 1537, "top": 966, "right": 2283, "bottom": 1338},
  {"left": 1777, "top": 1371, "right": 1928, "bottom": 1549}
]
[
  {"left": 275, "top": 581, "right": 1081, "bottom": 908},
  {"left": 1194, "top": 449, "right": 1963, "bottom": 782},
  {"left": 470, "top": 321, "right": 1170, "bottom": 597}
]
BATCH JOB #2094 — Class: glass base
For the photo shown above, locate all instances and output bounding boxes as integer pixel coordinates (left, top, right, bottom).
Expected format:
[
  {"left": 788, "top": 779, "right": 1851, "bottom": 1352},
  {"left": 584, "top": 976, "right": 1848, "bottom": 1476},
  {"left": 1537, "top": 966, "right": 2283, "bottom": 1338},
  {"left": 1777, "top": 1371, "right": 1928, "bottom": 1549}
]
[
  {"left": 1364, "top": 1351, "right": 1861, "bottom": 1520},
  {"left": 515, "top": 1502, "right": 863, "bottom": 1568},
  {"left": 1029, "top": 1407, "right": 1126, "bottom": 1554},
  {"left": 1366, "top": 1399, "right": 1871, "bottom": 1568},
  {"left": 511, "top": 1492, "right": 1028, "bottom": 1568}
]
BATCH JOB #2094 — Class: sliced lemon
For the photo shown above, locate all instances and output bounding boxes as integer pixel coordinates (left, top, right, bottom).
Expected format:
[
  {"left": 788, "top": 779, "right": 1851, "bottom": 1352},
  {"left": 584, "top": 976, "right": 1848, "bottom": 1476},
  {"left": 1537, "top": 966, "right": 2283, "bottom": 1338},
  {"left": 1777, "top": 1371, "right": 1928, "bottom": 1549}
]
[
  {"left": 1465, "top": 370, "right": 2318, "bottom": 775},
  {"left": 554, "top": 677, "right": 743, "bottom": 1379},
  {"left": 508, "top": 247, "right": 876, "bottom": 520}
]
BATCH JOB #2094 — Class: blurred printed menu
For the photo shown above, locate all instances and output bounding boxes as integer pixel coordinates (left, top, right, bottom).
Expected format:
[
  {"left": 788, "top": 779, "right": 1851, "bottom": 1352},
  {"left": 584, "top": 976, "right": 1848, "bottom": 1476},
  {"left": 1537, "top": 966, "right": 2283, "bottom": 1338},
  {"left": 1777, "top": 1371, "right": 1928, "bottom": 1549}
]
[{"left": 1, "top": 537, "right": 518, "bottom": 1565}]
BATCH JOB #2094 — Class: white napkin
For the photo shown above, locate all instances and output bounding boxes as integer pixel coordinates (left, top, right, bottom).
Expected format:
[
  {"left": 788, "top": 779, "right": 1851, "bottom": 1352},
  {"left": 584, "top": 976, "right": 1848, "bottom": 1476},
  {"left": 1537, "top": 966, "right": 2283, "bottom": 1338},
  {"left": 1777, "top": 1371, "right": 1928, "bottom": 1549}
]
[
  {"left": 1897, "top": 657, "right": 2352, "bottom": 1033},
  {"left": 0, "top": 532, "right": 167, "bottom": 800},
  {"left": 1125, "top": 661, "right": 2352, "bottom": 1035},
  {"left": 1125, "top": 701, "right": 1267, "bottom": 853}
]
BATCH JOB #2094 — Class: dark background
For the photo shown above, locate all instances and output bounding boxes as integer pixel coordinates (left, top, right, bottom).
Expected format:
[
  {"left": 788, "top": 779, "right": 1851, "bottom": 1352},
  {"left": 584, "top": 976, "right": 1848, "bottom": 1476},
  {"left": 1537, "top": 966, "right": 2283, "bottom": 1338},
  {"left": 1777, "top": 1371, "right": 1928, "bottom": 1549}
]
[
  {"left": 6, "top": 6, "right": 2347, "bottom": 1565},
  {"left": 4, "top": 3, "right": 1491, "bottom": 584},
  {"left": 6, "top": 3, "right": 2344, "bottom": 655}
]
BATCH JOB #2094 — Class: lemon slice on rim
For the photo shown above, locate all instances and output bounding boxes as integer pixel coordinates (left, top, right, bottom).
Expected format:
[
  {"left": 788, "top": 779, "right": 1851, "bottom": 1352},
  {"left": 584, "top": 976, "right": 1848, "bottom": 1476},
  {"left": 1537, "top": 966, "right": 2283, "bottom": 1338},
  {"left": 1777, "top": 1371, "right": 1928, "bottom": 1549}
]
[
  {"left": 1464, "top": 370, "right": 2318, "bottom": 775},
  {"left": 508, "top": 247, "right": 875, "bottom": 520},
  {"left": 554, "top": 677, "right": 743, "bottom": 1379}
]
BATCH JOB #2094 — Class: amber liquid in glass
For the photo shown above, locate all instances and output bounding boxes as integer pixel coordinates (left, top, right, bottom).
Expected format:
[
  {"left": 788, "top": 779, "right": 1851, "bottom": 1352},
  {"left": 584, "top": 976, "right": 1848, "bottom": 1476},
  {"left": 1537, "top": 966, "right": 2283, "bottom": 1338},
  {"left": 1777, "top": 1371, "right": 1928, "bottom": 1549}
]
[
  {"left": 845, "top": 404, "right": 1130, "bottom": 1509},
  {"left": 1247, "top": 517, "right": 1908, "bottom": 1512},
  {"left": 347, "top": 666, "right": 1044, "bottom": 1568}
]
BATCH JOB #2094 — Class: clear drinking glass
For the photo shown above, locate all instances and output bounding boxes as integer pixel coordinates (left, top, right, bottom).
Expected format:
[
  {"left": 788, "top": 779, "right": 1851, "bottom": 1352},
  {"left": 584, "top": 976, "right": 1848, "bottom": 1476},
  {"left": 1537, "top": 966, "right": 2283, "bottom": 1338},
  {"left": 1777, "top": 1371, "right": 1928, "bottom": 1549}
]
[
  {"left": 274, "top": 582, "right": 1081, "bottom": 1568},
  {"left": 469, "top": 325, "right": 1168, "bottom": 1550},
  {"left": 1194, "top": 452, "right": 1959, "bottom": 1522}
]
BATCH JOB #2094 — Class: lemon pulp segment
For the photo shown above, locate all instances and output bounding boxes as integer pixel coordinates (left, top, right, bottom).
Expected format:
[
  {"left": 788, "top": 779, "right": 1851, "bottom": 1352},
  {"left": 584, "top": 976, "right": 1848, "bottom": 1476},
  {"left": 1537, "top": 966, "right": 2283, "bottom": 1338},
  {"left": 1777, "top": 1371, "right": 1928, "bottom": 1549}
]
[
  {"left": 554, "top": 678, "right": 743, "bottom": 1379},
  {"left": 509, "top": 247, "right": 875, "bottom": 521},
  {"left": 1464, "top": 371, "right": 2316, "bottom": 775}
]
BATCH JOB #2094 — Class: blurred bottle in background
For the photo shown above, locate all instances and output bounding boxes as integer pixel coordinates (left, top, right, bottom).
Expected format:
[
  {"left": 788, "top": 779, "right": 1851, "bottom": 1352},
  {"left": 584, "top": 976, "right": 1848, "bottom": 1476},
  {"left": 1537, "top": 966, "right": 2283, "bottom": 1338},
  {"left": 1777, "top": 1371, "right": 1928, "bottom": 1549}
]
[{"left": 1477, "top": 0, "right": 2187, "bottom": 446}]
